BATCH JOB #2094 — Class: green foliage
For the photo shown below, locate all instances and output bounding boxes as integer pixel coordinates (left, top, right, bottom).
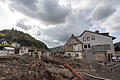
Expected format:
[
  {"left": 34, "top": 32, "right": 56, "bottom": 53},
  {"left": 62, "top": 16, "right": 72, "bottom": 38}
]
[
  {"left": 0, "top": 44, "right": 12, "bottom": 47},
  {"left": 0, "top": 44, "right": 12, "bottom": 50},
  {"left": 0, "top": 33, "right": 5, "bottom": 37},
  {"left": 0, "top": 29, "right": 49, "bottom": 50}
]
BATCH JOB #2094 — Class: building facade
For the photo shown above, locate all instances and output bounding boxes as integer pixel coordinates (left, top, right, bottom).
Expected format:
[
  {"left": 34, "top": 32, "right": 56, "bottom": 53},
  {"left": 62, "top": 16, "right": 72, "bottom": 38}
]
[
  {"left": 64, "top": 34, "right": 83, "bottom": 59},
  {"left": 64, "top": 30, "right": 116, "bottom": 61},
  {"left": 19, "top": 46, "right": 37, "bottom": 55}
]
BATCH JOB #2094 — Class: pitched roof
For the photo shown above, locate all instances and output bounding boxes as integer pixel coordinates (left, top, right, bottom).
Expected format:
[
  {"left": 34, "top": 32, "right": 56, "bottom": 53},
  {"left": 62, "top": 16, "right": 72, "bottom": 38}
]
[
  {"left": 65, "top": 34, "right": 83, "bottom": 46},
  {"left": 78, "top": 30, "right": 116, "bottom": 40},
  {"left": 71, "top": 34, "right": 83, "bottom": 44}
]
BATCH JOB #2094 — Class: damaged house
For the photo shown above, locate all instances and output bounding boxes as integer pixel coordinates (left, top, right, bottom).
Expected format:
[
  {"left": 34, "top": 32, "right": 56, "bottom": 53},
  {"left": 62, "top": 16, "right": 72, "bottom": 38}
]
[
  {"left": 64, "top": 30, "right": 116, "bottom": 61},
  {"left": 64, "top": 34, "right": 83, "bottom": 59},
  {"left": 19, "top": 46, "right": 37, "bottom": 55}
]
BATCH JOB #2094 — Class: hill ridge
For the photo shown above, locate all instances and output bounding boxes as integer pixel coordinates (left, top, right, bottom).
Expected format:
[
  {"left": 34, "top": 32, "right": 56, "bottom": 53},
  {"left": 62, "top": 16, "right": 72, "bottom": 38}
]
[{"left": 0, "top": 28, "right": 49, "bottom": 50}]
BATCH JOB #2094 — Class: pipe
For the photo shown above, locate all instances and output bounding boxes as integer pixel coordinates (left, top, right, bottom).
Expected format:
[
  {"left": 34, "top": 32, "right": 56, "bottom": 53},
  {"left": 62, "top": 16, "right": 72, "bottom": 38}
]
[{"left": 64, "top": 64, "right": 84, "bottom": 80}]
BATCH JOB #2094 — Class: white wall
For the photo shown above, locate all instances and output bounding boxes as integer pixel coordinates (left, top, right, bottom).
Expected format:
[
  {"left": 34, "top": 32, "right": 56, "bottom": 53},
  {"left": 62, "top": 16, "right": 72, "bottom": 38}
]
[
  {"left": 78, "top": 31, "right": 115, "bottom": 53},
  {"left": 75, "top": 52, "right": 82, "bottom": 59},
  {"left": 0, "top": 51, "right": 7, "bottom": 56},
  {"left": 73, "top": 44, "right": 82, "bottom": 51},
  {"left": 19, "top": 47, "right": 29, "bottom": 55}
]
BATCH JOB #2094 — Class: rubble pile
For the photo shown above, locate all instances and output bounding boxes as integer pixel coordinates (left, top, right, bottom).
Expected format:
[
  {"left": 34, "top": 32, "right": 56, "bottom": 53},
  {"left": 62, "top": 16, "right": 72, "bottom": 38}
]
[
  {"left": 0, "top": 54, "right": 119, "bottom": 80},
  {"left": 42, "top": 56, "right": 114, "bottom": 80},
  {"left": 0, "top": 55, "right": 50, "bottom": 80}
]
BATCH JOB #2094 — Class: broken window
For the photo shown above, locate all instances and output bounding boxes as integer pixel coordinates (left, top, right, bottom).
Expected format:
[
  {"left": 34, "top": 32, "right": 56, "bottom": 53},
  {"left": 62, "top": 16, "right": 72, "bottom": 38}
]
[
  {"left": 104, "top": 44, "right": 111, "bottom": 50},
  {"left": 84, "top": 45, "right": 87, "bottom": 48},
  {"left": 91, "top": 44, "right": 111, "bottom": 51}
]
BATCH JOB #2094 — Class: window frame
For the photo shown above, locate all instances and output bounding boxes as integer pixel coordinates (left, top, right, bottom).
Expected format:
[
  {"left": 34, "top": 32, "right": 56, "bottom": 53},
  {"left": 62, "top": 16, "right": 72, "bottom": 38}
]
[
  {"left": 91, "top": 36, "right": 95, "bottom": 40},
  {"left": 83, "top": 37, "right": 86, "bottom": 41},
  {"left": 88, "top": 44, "right": 91, "bottom": 48},
  {"left": 76, "top": 54, "right": 79, "bottom": 57},
  {"left": 84, "top": 45, "right": 87, "bottom": 48},
  {"left": 87, "top": 37, "right": 90, "bottom": 41}
]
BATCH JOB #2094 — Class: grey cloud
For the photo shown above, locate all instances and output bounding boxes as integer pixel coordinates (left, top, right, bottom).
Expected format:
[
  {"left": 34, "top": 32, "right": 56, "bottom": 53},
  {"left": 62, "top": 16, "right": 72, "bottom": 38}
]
[
  {"left": 36, "top": 11, "right": 89, "bottom": 47},
  {"left": 103, "top": 0, "right": 120, "bottom": 7},
  {"left": 43, "top": 40, "right": 60, "bottom": 48},
  {"left": 91, "top": 5, "right": 116, "bottom": 21},
  {"left": 2, "top": 0, "right": 120, "bottom": 47},
  {"left": 16, "top": 19, "right": 31, "bottom": 31},
  {"left": 12, "top": 0, "right": 37, "bottom": 10},
  {"left": 1, "top": 0, "right": 90, "bottom": 47},
  {"left": 8, "top": 0, "right": 71, "bottom": 25},
  {"left": 39, "top": 24, "right": 88, "bottom": 48},
  {"left": 112, "top": 23, "right": 120, "bottom": 31}
]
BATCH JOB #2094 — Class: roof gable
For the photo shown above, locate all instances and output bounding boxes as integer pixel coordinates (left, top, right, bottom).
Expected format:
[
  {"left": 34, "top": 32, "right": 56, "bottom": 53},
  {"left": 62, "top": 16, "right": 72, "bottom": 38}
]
[{"left": 65, "top": 34, "right": 82, "bottom": 46}]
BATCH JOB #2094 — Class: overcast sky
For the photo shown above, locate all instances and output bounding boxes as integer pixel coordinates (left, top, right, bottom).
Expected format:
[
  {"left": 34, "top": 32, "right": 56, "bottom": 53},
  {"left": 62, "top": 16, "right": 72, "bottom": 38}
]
[{"left": 0, "top": 0, "right": 120, "bottom": 48}]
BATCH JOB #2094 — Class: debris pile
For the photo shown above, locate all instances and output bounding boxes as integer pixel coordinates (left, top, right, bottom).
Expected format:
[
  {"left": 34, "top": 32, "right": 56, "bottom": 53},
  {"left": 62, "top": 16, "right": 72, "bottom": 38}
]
[
  {"left": 0, "top": 54, "right": 119, "bottom": 80},
  {"left": 0, "top": 55, "right": 48, "bottom": 80}
]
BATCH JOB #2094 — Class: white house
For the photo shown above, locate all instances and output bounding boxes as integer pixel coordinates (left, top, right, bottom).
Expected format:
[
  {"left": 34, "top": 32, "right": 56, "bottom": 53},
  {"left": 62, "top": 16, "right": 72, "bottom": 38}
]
[
  {"left": 64, "top": 30, "right": 116, "bottom": 61},
  {"left": 78, "top": 30, "right": 116, "bottom": 61},
  {"left": 19, "top": 46, "right": 37, "bottom": 55},
  {"left": 78, "top": 30, "right": 115, "bottom": 53},
  {"left": 3, "top": 47, "right": 15, "bottom": 54},
  {"left": 1, "top": 41, "right": 8, "bottom": 45},
  {"left": 11, "top": 42, "right": 20, "bottom": 48}
]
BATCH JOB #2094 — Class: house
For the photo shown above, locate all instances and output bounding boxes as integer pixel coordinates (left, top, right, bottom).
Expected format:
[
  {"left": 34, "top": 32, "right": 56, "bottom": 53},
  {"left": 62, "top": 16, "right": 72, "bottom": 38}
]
[
  {"left": 1, "top": 41, "right": 8, "bottom": 45},
  {"left": 3, "top": 47, "right": 15, "bottom": 54},
  {"left": 64, "top": 30, "right": 116, "bottom": 61},
  {"left": 0, "top": 47, "right": 15, "bottom": 56},
  {"left": 11, "top": 42, "right": 20, "bottom": 48},
  {"left": 64, "top": 34, "right": 83, "bottom": 59},
  {"left": 19, "top": 46, "right": 37, "bottom": 55}
]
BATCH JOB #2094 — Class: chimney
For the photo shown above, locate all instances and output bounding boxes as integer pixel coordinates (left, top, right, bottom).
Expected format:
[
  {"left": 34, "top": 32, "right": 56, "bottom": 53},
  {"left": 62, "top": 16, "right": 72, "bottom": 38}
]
[{"left": 95, "top": 30, "right": 99, "bottom": 34}]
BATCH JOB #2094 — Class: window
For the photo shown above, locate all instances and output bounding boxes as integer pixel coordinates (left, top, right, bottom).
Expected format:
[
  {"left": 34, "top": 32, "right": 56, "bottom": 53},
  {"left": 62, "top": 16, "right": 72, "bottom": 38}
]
[
  {"left": 68, "top": 53, "right": 71, "bottom": 58},
  {"left": 76, "top": 54, "right": 79, "bottom": 57},
  {"left": 88, "top": 44, "right": 90, "bottom": 48},
  {"left": 87, "top": 37, "right": 90, "bottom": 41},
  {"left": 83, "top": 37, "right": 86, "bottom": 41},
  {"left": 84, "top": 45, "right": 87, "bottom": 48},
  {"left": 78, "top": 46, "right": 80, "bottom": 50},
  {"left": 91, "top": 36, "right": 95, "bottom": 40}
]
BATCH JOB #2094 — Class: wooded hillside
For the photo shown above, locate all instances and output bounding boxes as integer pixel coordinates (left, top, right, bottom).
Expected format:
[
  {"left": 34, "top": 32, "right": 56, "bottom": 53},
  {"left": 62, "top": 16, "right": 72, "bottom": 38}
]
[{"left": 0, "top": 28, "right": 49, "bottom": 50}]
